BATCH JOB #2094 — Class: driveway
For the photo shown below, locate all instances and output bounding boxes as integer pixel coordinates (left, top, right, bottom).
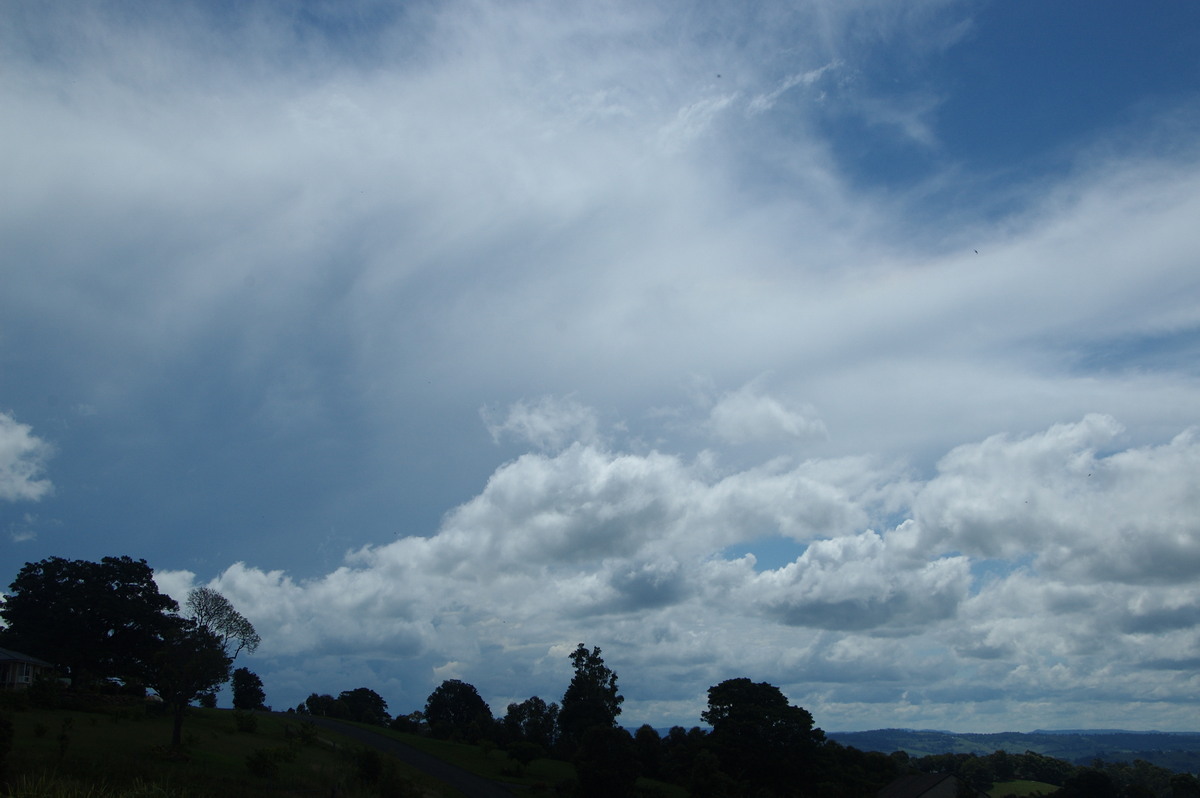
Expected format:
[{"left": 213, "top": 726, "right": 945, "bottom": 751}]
[{"left": 302, "top": 716, "right": 516, "bottom": 797}]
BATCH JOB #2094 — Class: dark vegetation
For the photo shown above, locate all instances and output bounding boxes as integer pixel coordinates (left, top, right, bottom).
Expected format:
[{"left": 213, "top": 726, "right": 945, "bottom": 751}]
[
  {"left": 0, "top": 691, "right": 453, "bottom": 797},
  {"left": 2, "top": 554, "right": 1199, "bottom": 797},
  {"left": 829, "top": 728, "right": 1200, "bottom": 774}
]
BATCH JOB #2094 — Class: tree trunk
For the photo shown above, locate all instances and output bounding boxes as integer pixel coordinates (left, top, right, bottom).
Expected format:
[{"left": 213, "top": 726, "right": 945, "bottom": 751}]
[{"left": 171, "top": 702, "right": 185, "bottom": 746}]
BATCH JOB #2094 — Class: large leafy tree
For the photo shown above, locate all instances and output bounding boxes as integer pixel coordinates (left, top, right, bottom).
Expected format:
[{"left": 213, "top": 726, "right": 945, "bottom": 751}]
[
  {"left": 701, "top": 678, "right": 826, "bottom": 793},
  {"left": 145, "top": 618, "right": 231, "bottom": 746},
  {"left": 304, "top": 693, "right": 350, "bottom": 718},
  {"left": 573, "top": 726, "right": 639, "bottom": 798},
  {"left": 185, "top": 587, "right": 260, "bottom": 659},
  {"left": 559, "top": 644, "right": 623, "bottom": 749},
  {"left": 0, "top": 556, "right": 179, "bottom": 686},
  {"left": 424, "top": 679, "right": 492, "bottom": 740},
  {"left": 231, "top": 667, "right": 267, "bottom": 710},
  {"left": 503, "top": 695, "right": 560, "bottom": 749},
  {"left": 339, "top": 687, "right": 390, "bottom": 726}
]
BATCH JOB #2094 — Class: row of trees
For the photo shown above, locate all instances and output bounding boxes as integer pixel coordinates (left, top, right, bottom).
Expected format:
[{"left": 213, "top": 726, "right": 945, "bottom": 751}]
[
  {"left": 0, "top": 556, "right": 260, "bottom": 745},
  {"left": 291, "top": 653, "right": 1200, "bottom": 797},
  {"left": 5, "top": 556, "right": 1198, "bottom": 795},
  {"left": 294, "top": 644, "right": 841, "bottom": 796}
]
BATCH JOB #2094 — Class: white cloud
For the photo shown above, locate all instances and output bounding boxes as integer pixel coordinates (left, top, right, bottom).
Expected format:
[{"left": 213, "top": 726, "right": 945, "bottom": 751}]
[
  {"left": 706, "top": 382, "right": 827, "bottom": 446},
  {"left": 482, "top": 395, "right": 600, "bottom": 451},
  {"left": 5, "top": 0, "right": 1200, "bottom": 733},
  {"left": 0, "top": 412, "right": 53, "bottom": 502},
  {"left": 152, "top": 569, "right": 197, "bottom": 608},
  {"left": 189, "top": 413, "right": 1200, "bottom": 729},
  {"left": 744, "top": 529, "right": 970, "bottom": 632},
  {"left": 914, "top": 414, "right": 1200, "bottom": 585},
  {"left": 747, "top": 64, "right": 837, "bottom": 114}
]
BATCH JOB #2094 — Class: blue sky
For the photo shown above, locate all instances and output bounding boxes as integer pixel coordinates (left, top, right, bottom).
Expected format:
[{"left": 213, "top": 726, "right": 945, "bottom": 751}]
[{"left": 3, "top": 0, "right": 1200, "bottom": 732}]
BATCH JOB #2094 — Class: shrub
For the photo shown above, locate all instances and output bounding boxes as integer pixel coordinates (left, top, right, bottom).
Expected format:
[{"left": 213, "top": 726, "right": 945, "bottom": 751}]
[
  {"left": 27, "top": 675, "right": 63, "bottom": 709},
  {"left": 353, "top": 746, "right": 384, "bottom": 785},
  {"left": 284, "top": 719, "right": 319, "bottom": 746},
  {"left": 233, "top": 710, "right": 258, "bottom": 733},
  {"left": 0, "top": 714, "right": 11, "bottom": 781},
  {"left": 245, "top": 744, "right": 300, "bottom": 780},
  {"left": 245, "top": 748, "right": 280, "bottom": 779},
  {"left": 508, "top": 741, "right": 546, "bottom": 771}
]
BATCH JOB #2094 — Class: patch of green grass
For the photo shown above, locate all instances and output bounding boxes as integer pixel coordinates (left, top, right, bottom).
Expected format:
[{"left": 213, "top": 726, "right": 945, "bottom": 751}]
[
  {"left": 989, "top": 780, "right": 1058, "bottom": 797},
  {"left": 2, "top": 704, "right": 453, "bottom": 797},
  {"left": 360, "top": 728, "right": 685, "bottom": 797},
  {"left": 362, "top": 729, "right": 575, "bottom": 787}
]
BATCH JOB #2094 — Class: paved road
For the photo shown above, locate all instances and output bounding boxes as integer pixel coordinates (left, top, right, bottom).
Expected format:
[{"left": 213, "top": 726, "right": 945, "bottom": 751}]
[{"left": 302, "top": 716, "right": 516, "bottom": 797}]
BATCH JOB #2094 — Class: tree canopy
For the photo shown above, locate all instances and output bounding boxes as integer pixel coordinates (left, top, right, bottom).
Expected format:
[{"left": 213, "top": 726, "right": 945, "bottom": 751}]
[
  {"left": 0, "top": 555, "right": 179, "bottom": 686},
  {"left": 231, "top": 667, "right": 267, "bottom": 710},
  {"left": 558, "top": 644, "right": 623, "bottom": 749},
  {"left": 702, "top": 677, "right": 826, "bottom": 792},
  {"left": 145, "top": 618, "right": 231, "bottom": 745},
  {"left": 185, "top": 586, "right": 260, "bottom": 659},
  {"left": 425, "top": 679, "right": 492, "bottom": 740},
  {"left": 339, "top": 687, "right": 390, "bottom": 726},
  {"left": 503, "top": 695, "right": 560, "bottom": 749}
]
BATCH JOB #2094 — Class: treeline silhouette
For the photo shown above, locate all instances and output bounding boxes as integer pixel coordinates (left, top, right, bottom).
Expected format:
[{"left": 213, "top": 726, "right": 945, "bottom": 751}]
[
  {"left": 295, "top": 670, "right": 1200, "bottom": 797},
  {"left": 4, "top": 555, "right": 1200, "bottom": 797}
]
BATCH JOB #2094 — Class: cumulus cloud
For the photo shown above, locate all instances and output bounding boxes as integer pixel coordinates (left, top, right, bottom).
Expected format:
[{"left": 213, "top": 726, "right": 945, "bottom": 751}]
[
  {"left": 706, "top": 382, "right": 828, "bottom": 446},
  {"left": 0, "top": 412, "right": 53, "bottom": 503},
  {"left": 745, "top": 529, "right": 970, "bottom": 632},
  {"left": 914, "top": 414, "right": 1200, "bottom": 584},
  {"left": 178, "top": 412, "right": 1200, "bottom": 729}
]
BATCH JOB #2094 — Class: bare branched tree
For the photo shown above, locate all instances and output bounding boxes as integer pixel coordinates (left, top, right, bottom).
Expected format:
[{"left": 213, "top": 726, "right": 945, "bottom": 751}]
[{"left": 184, "top": 586, "right": 261, "bottom": 659}]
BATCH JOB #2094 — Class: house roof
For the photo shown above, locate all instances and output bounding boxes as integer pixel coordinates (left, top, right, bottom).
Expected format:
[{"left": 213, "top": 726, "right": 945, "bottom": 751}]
[
  {"left": 877, "top": 773, "right": 959, "bottom": 798},
  {"left": 0, "top": 647, "right": 53, "bottom": 667}
]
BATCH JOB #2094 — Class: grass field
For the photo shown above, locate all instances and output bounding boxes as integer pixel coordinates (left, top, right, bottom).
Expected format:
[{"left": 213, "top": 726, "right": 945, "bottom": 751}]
[
  {"left": 0, "top": 693, "right": 692, "bottom": 798},
  {"left": 346, "top": 724, "right": 686, "bottom": 797},
  {"left": 1, "top": 699, "right": 456, "bottom": 797},
  {"left": 988, "top": 780, "right": 1058, "bottom": 797}
]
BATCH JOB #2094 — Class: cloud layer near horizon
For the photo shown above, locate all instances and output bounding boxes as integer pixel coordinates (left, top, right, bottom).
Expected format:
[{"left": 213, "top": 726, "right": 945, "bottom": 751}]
[
  {"left": 157, "top": 410, "right": 1200, "bottom": 731},
  {"left": 4, "top": 0, "right": 1200, "bottom": 731}
]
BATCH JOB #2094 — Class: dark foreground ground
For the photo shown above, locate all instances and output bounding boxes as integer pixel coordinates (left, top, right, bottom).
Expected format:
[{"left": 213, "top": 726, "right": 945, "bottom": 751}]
[{"left": 302, "top": 715, "right": 516, "bottom": 797}]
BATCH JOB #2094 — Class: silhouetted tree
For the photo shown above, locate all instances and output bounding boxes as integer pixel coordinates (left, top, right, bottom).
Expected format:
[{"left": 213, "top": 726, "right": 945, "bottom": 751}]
[
  {"left": 820, "top": 741, "right": 899, "bottom": 796},
  {"left": 1055, "top": 767, "right": 1119, "bottom": 798},
  {"left": 688, "top": 748, "right": 739, "bottom": 798},
  {"left": 339, "top": 687, "right": 390, "bottom": 726},
  {"left": 185, "top": 587, "right": 260, "bottom": 659},
  {"left": 503, "top": 695, "right": 560, "bottom": 749},
  {"left": 662, "top": 726, "right": 711, "bottom": 787},
  {"left": 1171, "top": 773, "right": 1200, "bottom": 798},
  {"left": 0, "top": 556, "right": 178, "bottom": 686},
  {"left": 702, "top": 678, "right": 825, "bottom": 795},
  {"left": 559, "top": 644, "right": 623, "bottom": 750},
  {"left": 390, "top": 711, "right": 427, "bottom": 734},
  {"left": 506, "top": 741, "right": 545, "bottom": 773},
  {"left": 633, "top": 724, "right": 662, "bottom": 779},
  {"left": 574, "top": 725, "right": 639, "bottom": 798},
  {"left": 231, "top": 667, "right": 267, "bottom": 710},
  {"left": 145, "top": 619, "right": 231, "bottom": 746},
  {"left": 425, "top": 679, "right": 492, "bottom": 740},
  {"left": 305, "top": 693, "right": 350, "bottom": 718}
]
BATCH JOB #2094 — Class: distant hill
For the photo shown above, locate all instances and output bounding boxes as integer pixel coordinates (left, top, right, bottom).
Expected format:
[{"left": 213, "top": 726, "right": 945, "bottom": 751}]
[{"left": 827, "top": 729, "right": 1200, "bottom": 772}]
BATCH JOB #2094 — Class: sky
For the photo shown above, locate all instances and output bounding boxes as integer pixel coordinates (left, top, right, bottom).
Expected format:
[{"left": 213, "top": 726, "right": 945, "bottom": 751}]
[{"left": 2, "top": 0, "right": 1200, "bottom": 733}]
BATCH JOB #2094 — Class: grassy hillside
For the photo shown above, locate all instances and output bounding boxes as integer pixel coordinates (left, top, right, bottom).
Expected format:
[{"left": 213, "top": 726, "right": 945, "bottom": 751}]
[
  {"left": 1, "top": 697, "right": 686, "bottom": 798},
  {"left": 988, "top": 780, "right": 1058, "bottom": 797},
  {"left": 1, "top": 698, "right": 457, "bottom": 797}
]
